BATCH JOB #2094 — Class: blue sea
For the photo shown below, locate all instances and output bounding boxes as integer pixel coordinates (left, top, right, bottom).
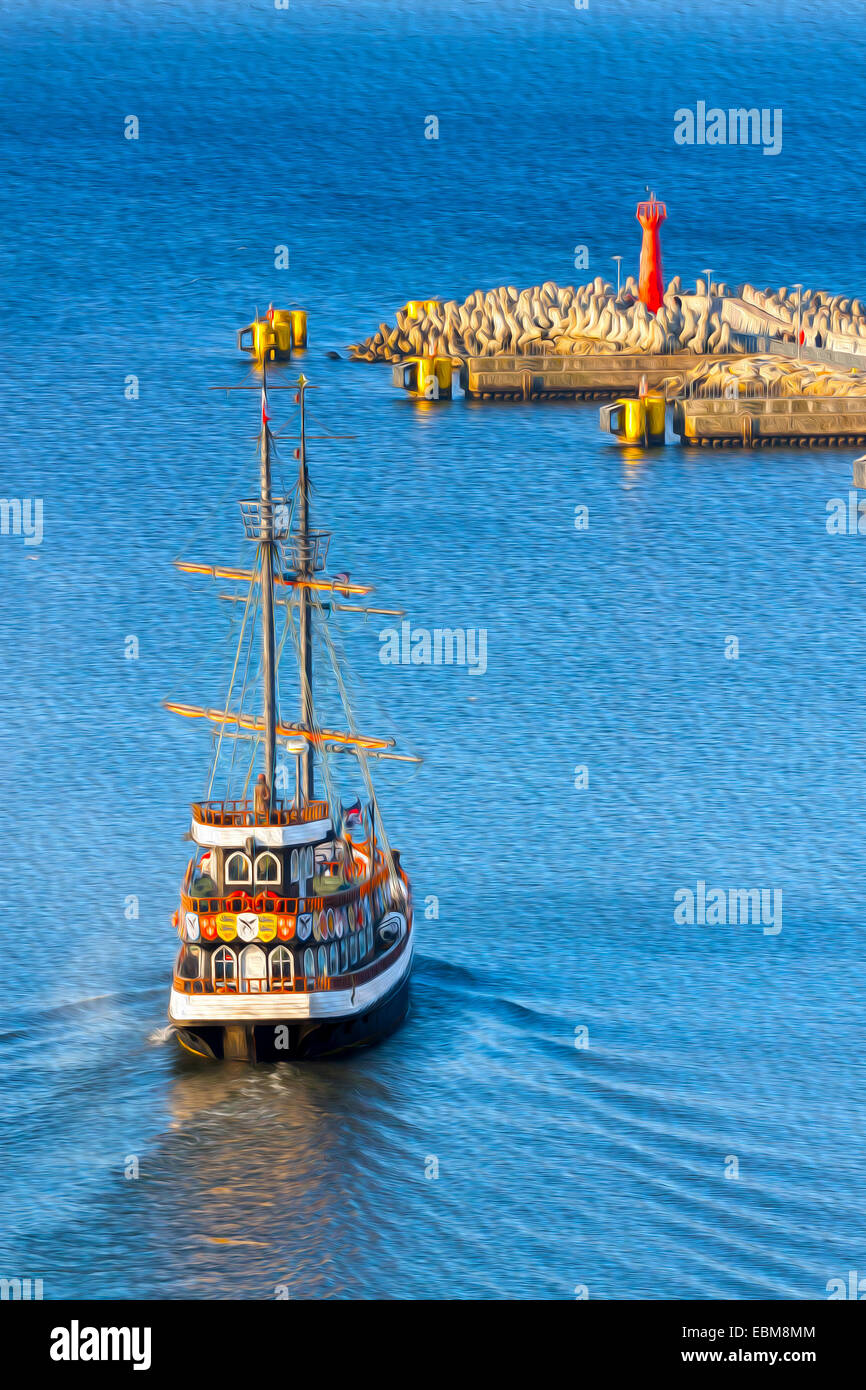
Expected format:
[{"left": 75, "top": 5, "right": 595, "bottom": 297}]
[{"left": 1, "top": 0, "right": 865, "bottom": 1300}]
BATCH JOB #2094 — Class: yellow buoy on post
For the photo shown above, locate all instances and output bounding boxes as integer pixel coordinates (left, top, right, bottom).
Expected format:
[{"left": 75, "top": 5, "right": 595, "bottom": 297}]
[
  {"left": 288, "top": 309, "right": 307, "bottom": 348},
  {"left": 599, "top": 393, "right": 666, "bottom": 445},
  {"left": 392, "top": 356, "right": 453, "bottom": 400},
  {"left": 237, "top": 306, "right": 307, "bottom": 362},
  {"left": 237, "top": 311, "right": 292, "bottom": 363},
  {"left": 404, "top": 298, "right": 442, "bottom": 320}
]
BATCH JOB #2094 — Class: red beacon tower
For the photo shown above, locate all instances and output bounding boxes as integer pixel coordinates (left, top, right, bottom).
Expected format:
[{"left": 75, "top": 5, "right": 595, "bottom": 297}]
[{"left": 636, "top": 193, "right": 667, "bottom": 315}]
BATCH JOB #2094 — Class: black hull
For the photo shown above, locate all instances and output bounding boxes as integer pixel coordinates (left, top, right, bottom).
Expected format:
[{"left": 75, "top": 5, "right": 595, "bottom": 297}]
[{"left": 173, "top": 972, "right": 410, "bottom": 1062}]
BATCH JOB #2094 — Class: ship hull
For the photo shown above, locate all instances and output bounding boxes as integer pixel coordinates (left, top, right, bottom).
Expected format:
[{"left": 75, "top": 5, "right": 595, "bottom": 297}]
[{"left": 170, "top": 936, "right": 412, "bottom": 1062}]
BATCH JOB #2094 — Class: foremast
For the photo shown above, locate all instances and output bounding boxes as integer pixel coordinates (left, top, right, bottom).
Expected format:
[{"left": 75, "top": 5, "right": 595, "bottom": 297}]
[
  {"left": 295, "top": 376, "right": 316, "bottom": 803},
  {"left": 259, "top": 363, "right": 277, "bottom": 795}
]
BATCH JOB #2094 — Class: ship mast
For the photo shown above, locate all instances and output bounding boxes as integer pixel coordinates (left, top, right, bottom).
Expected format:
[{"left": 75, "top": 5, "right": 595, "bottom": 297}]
[
  {"left": 167, "top": 350, "right": 421, "bottom": 812},
  {"left": 296, "top": 376, "right": 315, "bottom": 802},
  {"left": 259, "top": 360, "right": 277, "bottom": 795}
]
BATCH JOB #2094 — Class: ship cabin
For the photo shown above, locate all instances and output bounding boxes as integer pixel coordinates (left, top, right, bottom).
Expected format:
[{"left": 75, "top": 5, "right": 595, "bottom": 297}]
[{"left": 174, "top": 795, "right": 408, "bottom": 997}]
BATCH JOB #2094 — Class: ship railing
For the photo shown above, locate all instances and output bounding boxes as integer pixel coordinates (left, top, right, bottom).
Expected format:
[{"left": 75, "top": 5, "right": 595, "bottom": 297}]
[
  {"left": 181, "top": 863, "right": 392, "bottom": 915},
  {"left": 239, "top": 496, "right": 293, "bottom": 541},
  {"left": 176, "top": 975, "right": 330, "bottom": 995},
  {"left": 173, "top": 930, "right": 410, "bottom": 998},
  {"left": 286, "top": 528, "right": 330, "bottom": 573},
  {"left": 191, "top": 798, "right": 330, "bottom": 828}
]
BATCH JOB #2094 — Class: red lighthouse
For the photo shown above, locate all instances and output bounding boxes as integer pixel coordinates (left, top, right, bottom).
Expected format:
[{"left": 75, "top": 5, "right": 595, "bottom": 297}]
[{"left": 636, "top": 193, "right": 667, "bottom": 314}]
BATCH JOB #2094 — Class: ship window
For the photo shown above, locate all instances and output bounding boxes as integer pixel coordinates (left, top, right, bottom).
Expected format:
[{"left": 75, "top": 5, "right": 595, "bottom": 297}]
[
  {"left": 255, "top": 852, "right": 281, "bottom": 886},
  {"left": 191, "top": 853, "right": 217, "bottom": 897},
  {"left": 303, "top": 948, "right": 315, "bottom": 981},
  {"left": 350, "top": 933, "right": 358, "bottom": 966},
  {"left": 213, "top": 945, "right": 237, "bottom": 984},
  {"left": 358, "top": 927, "right": 367, "bottom": 961},
  {"left": 317, "top": 945, "right": 328, "bottom": 978},
  {"left": 270, "top": 944, "right": 294, "bottom": 984},
  {"left": 329, "top": 943, "right": 338, "bottom": 976},
  {"left": 340, "top": 938, "right": 348, "bottom": 973},
  {"left": 366, "top": 923, "right": 373, "bottom": 956},
  {"left": 225, "top": 852, "right": 251, "bottom": 885},
  {"left": 178, "top": 945, "right": 202, "bottom": 979},
  {"left": 290, "top": 850, "right": 299, "bottom": 881}
]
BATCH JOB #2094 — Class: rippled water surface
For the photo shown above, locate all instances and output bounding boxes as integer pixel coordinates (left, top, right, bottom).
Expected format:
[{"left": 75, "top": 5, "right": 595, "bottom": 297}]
[{"left": 1, "top": 0, "right": 865, "bottom": 1299}]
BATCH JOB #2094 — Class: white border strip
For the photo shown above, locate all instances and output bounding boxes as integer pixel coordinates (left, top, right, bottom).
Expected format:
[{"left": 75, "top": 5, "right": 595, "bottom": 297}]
[{"left": 191, "top": 816, "right": 332, "bottom": 848}]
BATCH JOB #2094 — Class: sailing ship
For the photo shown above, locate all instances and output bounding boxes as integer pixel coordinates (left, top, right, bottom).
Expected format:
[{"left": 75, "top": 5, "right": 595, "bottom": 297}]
[{"left": 165, "top": 366, "right": 418, "bottom": 1060}]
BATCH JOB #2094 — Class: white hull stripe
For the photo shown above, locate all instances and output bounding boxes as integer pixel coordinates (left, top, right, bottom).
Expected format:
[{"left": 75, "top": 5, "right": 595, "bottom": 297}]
[
  {"left": 191, "top": 817, "right": 332, "bottom": 848},
  {"left": 169, "top": 937, "right": 413, "bottom": 1024}
]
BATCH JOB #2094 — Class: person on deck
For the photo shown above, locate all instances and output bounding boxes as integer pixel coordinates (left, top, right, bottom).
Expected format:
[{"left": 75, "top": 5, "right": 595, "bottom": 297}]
[{"left": 254, "top": 773, "right": 271, "bottom": 823}]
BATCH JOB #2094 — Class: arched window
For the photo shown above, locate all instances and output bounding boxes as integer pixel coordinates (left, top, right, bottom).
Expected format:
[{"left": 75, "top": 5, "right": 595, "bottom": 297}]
[
  {"left": 270, "top": 944, "right": 294, "bottom": 986},
  {"left": 317, "top": 945, "right": 328, "bottom": 978},
  {"left": 340, "top": 938, "right": 348, "bottom": 973},
  {"left": 225, "top": 852, "right": 251, "bottom": 886},
  {"left": 305, "top": 847, "right": 313, "bottom": 879},
  {"left": 350, "top": 933, "right": 358, "bottom": 966},
  {"left": 213, "top": 945, "right": 237, "bottom": 987},
  {"left": 178, "top": 945, "right": 202, "bottom": 980},
  {"left": 255, "top": 852, "right": 281, "bottom": 886},
  {"left": 303, "top": 947, "right": 315, "bottom": 982},
  {"left": 240, "top": 944, "right": 267, "bottom": 992},
  {"left": 191, "top": 854, "right": 217, "bottom": 898},
  {"left": 290, "top": 849, "right": 299, "bottom": 882},
  {"left": 329, "top": 942, "right": 338, "bottom": 976}
]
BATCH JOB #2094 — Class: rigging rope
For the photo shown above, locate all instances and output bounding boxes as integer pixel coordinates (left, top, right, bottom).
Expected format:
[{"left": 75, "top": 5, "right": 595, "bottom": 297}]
[
  {"left": 310, "top": 587, "right": 400, "bottom": 891},
  {"left": 206, "top": 550, "right": 261, "bottom": 799}
]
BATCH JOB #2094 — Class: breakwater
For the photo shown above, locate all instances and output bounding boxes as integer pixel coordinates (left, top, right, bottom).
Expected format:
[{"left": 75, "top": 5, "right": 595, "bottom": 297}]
[
  {"left": 349, "top": 278, "right": 866, "bottom": 365},
  {"left": 459, "top": 352, "right": 735, "bottom": 401},
  {"left": 673, "top": 396, "right": 866, "bottom": 447},
  {"left": 687, "top": 353, "right": 866, "bottom": 398}
]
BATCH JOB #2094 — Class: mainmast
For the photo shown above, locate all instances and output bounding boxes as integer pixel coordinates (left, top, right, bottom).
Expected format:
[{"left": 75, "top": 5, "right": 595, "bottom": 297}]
[
  {"left": 296, "top": 376, "right": 316, "bottom": 802},
  {"left": 259, "top": 361, "right": 277, "bottom": 795}
]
